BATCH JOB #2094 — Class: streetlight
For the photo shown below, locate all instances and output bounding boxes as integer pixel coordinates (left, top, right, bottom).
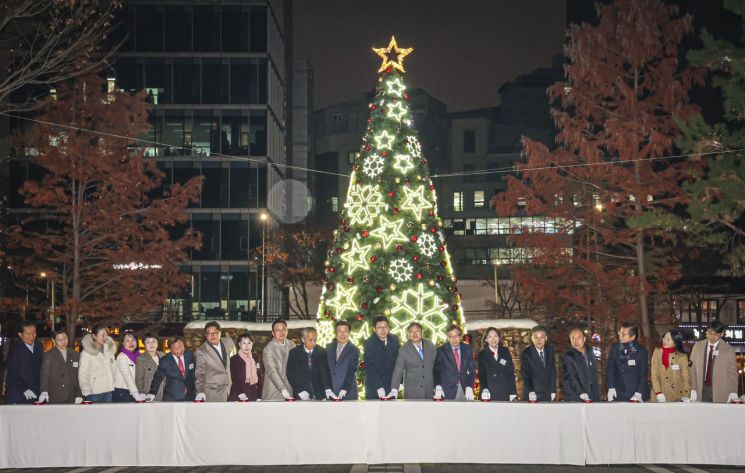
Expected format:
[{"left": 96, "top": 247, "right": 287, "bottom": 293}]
[
  {"left": 492, "top": 259, "right": 500, "bottom": 317},
  {"left": 39, "top": 272, "right": 55, "bottom": 330},
  {"left": 260, "top": 212, "right": 268, "bottom": 321}
]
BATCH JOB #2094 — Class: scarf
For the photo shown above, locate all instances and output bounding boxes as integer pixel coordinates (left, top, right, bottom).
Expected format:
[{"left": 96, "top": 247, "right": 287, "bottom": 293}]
[
  {"left": 661, "top": 346, "right": 675, "bottom": 369},
  {"left": 619, "top": 342, "right": 637, "bottom": 362},
  {"left": 121, "top": 346, "right": 139, "bottom": 364},
  {"left": 238, "top": 351, "right": 259, "bottom": 385}
]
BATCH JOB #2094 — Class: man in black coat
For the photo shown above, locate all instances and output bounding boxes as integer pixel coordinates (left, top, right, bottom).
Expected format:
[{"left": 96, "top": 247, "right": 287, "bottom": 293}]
[
  {"left": 4, "top": 320, "right": 43, "bottom": 404},
  {"left": 147, "top": 337, "right": 196, "bottom": 402},
  {"left": 520, "top": 325, "right": 557, "bottom": 402},
  {"left": 562, "top": 327, "right": 600, "bottom": 402},
  {"left": 606, "top": 321, "right": 649, "bottom": 402},
  {"left": 287, "top": 327, "right": 331, "bottom": 400},
  {"left": 433, "top": 325, "right": 476, "bottom": 400},
  {"left": 363, "top": 315, "right": 399, "bottom": 400}
]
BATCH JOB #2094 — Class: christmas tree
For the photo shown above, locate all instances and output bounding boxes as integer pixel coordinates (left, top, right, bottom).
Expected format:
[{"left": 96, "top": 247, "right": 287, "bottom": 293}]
[{"left": 316, "top": 37, "right": 464, "bottom": 348}]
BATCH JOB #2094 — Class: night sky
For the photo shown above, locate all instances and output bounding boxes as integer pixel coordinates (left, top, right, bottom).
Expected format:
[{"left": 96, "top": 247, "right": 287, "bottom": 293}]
[{"left": 293, "top": 0, "right": 567, "bottom": 112}]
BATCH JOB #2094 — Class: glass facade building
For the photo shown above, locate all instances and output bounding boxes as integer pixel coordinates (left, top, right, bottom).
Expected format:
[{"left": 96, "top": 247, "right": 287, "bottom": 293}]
[{"left": 110, "top": 1, "right": 287, "bottom": 321}]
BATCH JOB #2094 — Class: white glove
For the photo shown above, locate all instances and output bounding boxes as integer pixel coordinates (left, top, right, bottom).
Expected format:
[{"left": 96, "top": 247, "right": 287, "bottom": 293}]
[
  {"left": 325, "top": 389, "right": 339, "bottom": 400},
  {"left": 607, "top": 388, "right": 617, "bottom": 402},
  {"left": 339, "top": 390, "right": 347, "bottom": 399},
  {"left": 38, "top": 392, "right": 49, "bottom": 403},
  {"left": 481, "top": 389, "right": 491, "bottom": 401},
  {"left": 194, "top": 392, "right": 206, "bottom": 402},
  {"left": 681, "top": 396, "right": 690, "bottom": 403},
  {"left": 298, "top": 391, "right": 310, "bottom": 401},
  {"left": 134, "top": 393, "right": 146, "bottom": 402},
  {"left": 630, "top": 392, "right": 643, "bottom": 402},
  {"left": 509, "top": 394, "right": 516, "bottom": 402},
  {"left": 579, "top": 393, "right": 590, "bottom": 401},
  {"left": 376, "top": 387, "right": 386, "bottom": 399},
  {"left": 727, "top": 393, "right": 739, "bottom": 403},
  {"left": 74, "top": 397, "right": 83, "bottom": 405},
  {"left": 464, "top": 387, "right": 474, "bottom": 401},
  {"left": 528, "top": 391, "right": 537, "bottom": 402},
  {"left": 656, "top": 393, "right": 666, "bottom": 403},
  {"left": 23, "top": 389, "right": 37, "bottom": 400},
  {"left": 145, "top": 394, "right": 155, "bottom": 402},
  {"left": 551, "top": 392, "right": 556, "bottom": 401},
  {"left": 434, "top": 385, "right": 445, "bottom": 399},
  {"left": 281, "top": 389, "right": 292, "bottom": 400},
  {"left": 387, "top": 389, "right": 398, "bottom": 399},
  {"left": 238, "top": 393, "right": 249, "bottom": 401},
  {"left": 690, "top": 389, "right": 697, "bottom": 402}
]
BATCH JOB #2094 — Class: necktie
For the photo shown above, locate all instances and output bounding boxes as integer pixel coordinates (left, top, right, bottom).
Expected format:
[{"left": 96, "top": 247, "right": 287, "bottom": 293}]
[
  {"left": 704, "top": 345, "right": 714, "bottom": 386},
  {"left": 417, "top": 345, "right": 424, "bottom": 360},
  {"left": 307, "top": 351, "right": 313, "bottom": 369},
  {"left": 336, "top": 346, "right": 342, "bottom": 361},
  {"left": 177, "top": 356, "right": 185, "bottom": 378},
  {"left": 453, "top": 346, "right": 461, "bottom": 371},
  {"left": 539, "top": 350, "right": 546, "bottom": 367}
]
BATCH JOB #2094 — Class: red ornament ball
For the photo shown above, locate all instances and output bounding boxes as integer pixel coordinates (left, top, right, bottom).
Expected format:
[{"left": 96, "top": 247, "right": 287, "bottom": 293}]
[
  {"left": 429, "top": 185, "right": 435, "bottom": 191},
  {"left": 381, "top": 150, "right": 388, "bottom": 157},
  {"left": 361, "top": 303, "right": 368, "bottom": 310},
  {"left": 437, "top": 275, "right": 444, "bottom": 281},
  {"left": 416, "top": 272, "right": 423, "bottom": 280},
  {"left": 347, "top": 277, "right": 354, "bottom": 284},
  {"left": 370, "top": 255, "right": 378, "bottom": 263},
  {"left": 405, "top": 178, "right": 411, "bottom": 185},
  {"left": 327, "top": 283, "right": 335, "bottom": 291},
  {"left": 388, "top": 191, "right": 395, "bottom": 198},
  {"left": 356, "top": 313, "right": 364, "bottom": 321},
  {"left": 386, "top": 67, "right": 392, "bottom": 73},
  {"left": 367, "top": 117, "right": 372, "bottom": 123},
  {"left": 428, "top": 210, "right": 435, "bottom": 217},
  {"left": 412, "top": 255, "right": 420, "bottom": 262},
  {"left": 403, "top": 93, "right": 409, "bottom": 100},
  {"left": 341, "top": 219, "right": 347, "bottom": 225},
  {"left": 364, "top": 145, "right": 371, "bottom": 151},
  {"left": 410, "top": 235, "right": 418, "bottom": 242},
  {"left": 393, "top": 207, "right": 400, "bottom": 214},
  {"left": 430, "top": 226, "right": 437, "bottom": 233},
  {"left": 371, "top": 104, "right": 377, "bottom": 110},
  {"left": 421, "top": 159, "right": 428, "bottom": 165},
  {"left": 344, "top": 226, "right": 350, "bottom": 232},
  {"left": 328, "top": 267, "right": 335, "bottom": 273},
  {"left": 361, "top": 230, "right": 369, "bottom": 238},
  {"left": 438, "top": 245, "right": 445, "bottom": 252},
  {"left": 376, "top": 287, "right": 383, "bottom": 293},
  {"left": 324, "top": 310, "right": 331, "bottom": 317},
  {"left": 336, "top": 247, "right": 343, "bottom": 254},
  {"left": 396, "top": 244, "right": 404, "bottom": 252}
]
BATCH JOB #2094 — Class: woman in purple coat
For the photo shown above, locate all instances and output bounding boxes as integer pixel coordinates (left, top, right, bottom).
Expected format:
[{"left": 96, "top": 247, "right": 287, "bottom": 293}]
[{"left": 228, "top": 332, "right": 263, "bottom": 401}]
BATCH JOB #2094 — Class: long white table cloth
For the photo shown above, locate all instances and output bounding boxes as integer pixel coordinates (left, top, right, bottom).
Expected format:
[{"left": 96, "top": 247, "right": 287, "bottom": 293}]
[{"left": 0, "top": 401, "right": 743, "bottom": 467}]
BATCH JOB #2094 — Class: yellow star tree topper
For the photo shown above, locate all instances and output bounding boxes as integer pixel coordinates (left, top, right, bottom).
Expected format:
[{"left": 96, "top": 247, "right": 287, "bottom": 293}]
[{"left": 373, "top": 36, "right": 413, "bottom": 73}]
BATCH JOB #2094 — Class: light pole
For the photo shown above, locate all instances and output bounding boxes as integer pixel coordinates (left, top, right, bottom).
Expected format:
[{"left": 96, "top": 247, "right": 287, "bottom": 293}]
[
  {"left": 493, "top": 260, "right": 500, "bottom": 317},
  {"left": 260, "top": 212, "right": 268, "bottom": 321}
]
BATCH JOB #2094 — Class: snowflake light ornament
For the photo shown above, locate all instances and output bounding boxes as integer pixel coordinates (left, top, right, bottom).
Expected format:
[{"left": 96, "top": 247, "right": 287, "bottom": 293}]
[
  {"left": 388, "top": 258, "right": 413, "bottom": 283},
  {"left": 362, "top": 153, "right": 384, "bottom": 178},
  {"left": 417, "top": 233, "right": 437, "bottom": 258},
  {"left": 406, "top": 137, "right": 422, "bottom": 159}
]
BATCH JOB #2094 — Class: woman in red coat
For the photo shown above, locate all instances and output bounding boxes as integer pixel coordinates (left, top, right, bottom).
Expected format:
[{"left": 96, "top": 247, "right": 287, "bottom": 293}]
[{"left": 229, "top": 332, "right": 263, "bottom": 401}]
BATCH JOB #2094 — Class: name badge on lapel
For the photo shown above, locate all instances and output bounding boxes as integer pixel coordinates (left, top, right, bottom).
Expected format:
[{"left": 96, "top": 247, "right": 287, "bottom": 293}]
[
  {"left": 188, "top": 363, "right": 195, "bottom": 370},
  {"left": 712, "top": 350, "right": 719, "bottom": 357},
  {"left": 499, "top": 358, "right": 507, "bottom": 366},
  {"left": 72, "top": 362, "right": 79, "bottom": 368},
  {"left": 628, "top": 359, "right": 636, "bottom": 366},
  {"left": 671, "top": 364, "right": 680, "bottom": 371}
]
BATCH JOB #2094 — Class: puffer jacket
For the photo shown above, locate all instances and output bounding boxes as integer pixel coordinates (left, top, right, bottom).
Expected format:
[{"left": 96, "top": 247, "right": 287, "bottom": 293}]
[{"left": 78, "top": 334, "right": 116, "bottom": 396}]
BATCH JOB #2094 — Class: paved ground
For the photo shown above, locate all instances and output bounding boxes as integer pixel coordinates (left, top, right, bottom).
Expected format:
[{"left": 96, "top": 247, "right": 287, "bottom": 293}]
[{"left": 2, "top": 465, "right": 744, "bottom": 473}]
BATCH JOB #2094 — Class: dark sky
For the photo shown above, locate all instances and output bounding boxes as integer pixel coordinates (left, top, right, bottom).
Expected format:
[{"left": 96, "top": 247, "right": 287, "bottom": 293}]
[{"left": 293, "top": 0, "right": 567, "bottom": 112}]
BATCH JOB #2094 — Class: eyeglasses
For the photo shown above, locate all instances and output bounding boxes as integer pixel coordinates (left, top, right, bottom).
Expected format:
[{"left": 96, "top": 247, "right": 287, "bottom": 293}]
[{"left": 705, "top": 330, "right": 722, "bottom": 336}]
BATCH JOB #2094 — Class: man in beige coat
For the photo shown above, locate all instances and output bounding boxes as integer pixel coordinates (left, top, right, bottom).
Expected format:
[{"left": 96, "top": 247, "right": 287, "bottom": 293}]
[
  {"left": 261, "top": 319, "right": 296, "bottom": 400},
  {"left": 689, "top": 320, "right": 739, "bottom": 403},
  {"left": 195, "top": 321, "right": 237, "bottom": 402}
]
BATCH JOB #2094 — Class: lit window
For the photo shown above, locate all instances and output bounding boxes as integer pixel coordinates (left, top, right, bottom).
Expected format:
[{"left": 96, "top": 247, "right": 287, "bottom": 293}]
[
  {"left": 331, "top": 197, "right": 339, "bottom": 212},
  {"left": 347, "top": 151, "right": 357, "bottom": 165},
  {"left": 453, "top": 192, "right": 464, "bottom": 212},
  {"left": 474, "top": 190, "right": 485, "bottom": 208}
]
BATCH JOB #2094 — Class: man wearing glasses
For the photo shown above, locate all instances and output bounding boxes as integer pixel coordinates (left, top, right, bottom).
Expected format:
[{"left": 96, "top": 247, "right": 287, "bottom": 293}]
[
  {"left": 195, "top": 321, "right": 237, "bottom": 402},
  {"left": 689, "top": 320, "right": 739, "bottom": 403},
  {"left": 606, "top": 322, "right": 649, "bottom": 402}
]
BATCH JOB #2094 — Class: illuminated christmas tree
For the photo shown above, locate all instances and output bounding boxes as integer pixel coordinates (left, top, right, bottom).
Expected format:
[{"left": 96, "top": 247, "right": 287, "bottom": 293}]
[{"left": 317, "top": 36, "right": 464, "bottom": 349}]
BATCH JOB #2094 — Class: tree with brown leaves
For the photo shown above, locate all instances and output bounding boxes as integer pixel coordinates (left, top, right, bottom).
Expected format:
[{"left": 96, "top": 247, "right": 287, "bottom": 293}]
[{"left": 7, "top": 74, "right": 202, "bottom": 339}]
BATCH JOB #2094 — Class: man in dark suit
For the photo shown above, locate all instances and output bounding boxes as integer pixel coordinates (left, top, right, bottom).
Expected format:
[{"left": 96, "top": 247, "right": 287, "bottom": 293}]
[
  {"left": 606, "top": 321, "right": 649, "bottom": 402},
  {"left": 287, "top": 327, "right": 331, "bottom": 400},
  {"left": 4, "top": 320, "right": 43, "bottom": 404},
  {"left": 520, "top": 325, "right": 557, "bottom": 402},
  {"left": 39, "top": 328, "right": 82, "bottom": 404},
  {"left": 562, "top": 327, "right": 600, "bottom": 402},
  {"left": 326, "top": 320, "right": 359, "bottom": 400},
  {"left": 433, "top": 325, "right": 475, "bottom": 400},
  {"left": 147, "top": 336, "right": 196, "bottom": 402},
  {"left": 364, "top": 315, "right": 399, "bottom": 400}
]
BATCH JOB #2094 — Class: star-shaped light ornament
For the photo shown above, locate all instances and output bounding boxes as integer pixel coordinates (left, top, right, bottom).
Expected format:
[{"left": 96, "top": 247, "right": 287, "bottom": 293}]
[
  {"left": 393, "top": 153, "right": 415, "bottom": 174},
  {"left": 327, "top": 284, "right": 358, "bottom": 318},
  {"left": 346, "top": 184, "right": 386, "bottom": 226},
  {"left": 370, "top": 215, "right": 408, "bottom": 249},
  {"left": 386, "top": 77, "right": 406, "bottom": 97},
  {"left": 374, "top": 131, "right": 395, "bottom": 150},
  {"left": 341, "top": 239, "right": 372, "bottom": 276},
  {"left": 350, "top": 321, "right": 372, "bottom": 349},
  {"left": 373, "top": 36, "right": 414, "bottom": 73},
  {"left": 400, "top": 185, "right": 432, "bottom": 221},
  {"left": 387, "top": 101, "right": 407, "bottom": 122}
]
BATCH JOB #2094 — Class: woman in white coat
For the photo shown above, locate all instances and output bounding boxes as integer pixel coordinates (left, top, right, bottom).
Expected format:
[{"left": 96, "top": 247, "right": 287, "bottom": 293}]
[
  {"left": 78, "top": 325, "right": 116, "bottom": 403},
  {"left": 113, "top": 331, "right": 145, "bottom": 402}
]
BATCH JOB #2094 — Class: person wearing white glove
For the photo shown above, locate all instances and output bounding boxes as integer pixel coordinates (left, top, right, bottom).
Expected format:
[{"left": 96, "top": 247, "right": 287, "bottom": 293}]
[
  {"left": 195, "top": 322, "right": 237, "bottom": 402},
  {"left": 148, "top": 336, "right": 197, "bottom": 402},
  {"left": 261, "top": 320, "right": 296, "bottom": 401},
  {"left": 325, "top": 389, "right": 339, "bottom": 400},
  {"left": 606, "top": 322, "right": 650, "bottom": 402},
  {"left": 390, "top": 322, "right": 436, "bottom": 399},
  {"left": 650, "top": 330, "right": 692, "bottom": 403},
  {"left": 286, "top": 327, "right": 331, "bottom": 400},
  {"left": 630, "top": 392, "right": 644, "bottom": 403},
  {"left": 363, "top": 316, "right": 400, "bottom": 401},
  {"left": 327, "top": 321, "right": 360, "bottom": 400},
  {"left": 113, "top": 331, "right": 143, "bottom": 403},
  {"left": 3, "top": 321, "right": 44, "bottom": 404},
  {"left": 520, "top": 326, "right": 557, "bottom": 402},
  {"left": 433, "top": 326, "right": 476, "bottom": 400},
  {"left": 228, "top": 333, "right": 261, "bottom": 402},
  {"left": 433, "top": 385, "right": 445, "bottom": 400},
  {"left": 689, "top": 320, "right": 739, "bottom": 403},
  {"left": 562, "top": 328, "right": 600, "bottom": 402},
  {"left": 477, "top": 328, "right": 517, "bottom": 402},
  {"left": 481, "top": 389, "right": 491, "bottom": 401},
  {"left": 40, "top": 328, "right": 84, "bottom": 404},
  {"left": 78, "top": 325, "right": 116, "bottom": 403},
  {"left": 194, "top": 392, "right": 207, "bottom": 402}
]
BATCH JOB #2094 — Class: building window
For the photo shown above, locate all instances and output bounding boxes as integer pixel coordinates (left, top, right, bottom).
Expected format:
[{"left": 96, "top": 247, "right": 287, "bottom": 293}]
[
  {"left": 331, "top": 196, "right": 339, "bottom": 212},
  {"left": 347, "top": 151, "right": 357, "bottom": 165},
  {"left": 698, "top": 299, "right": 718, "bottom": 323},
  {"left": 463, "top": 129, "right": 476, "bottom": 154},
  {"left": 453, "top": 191, "right": 464, "bottom": 212},
  {"left": 474, "top": 190, "right": 485, "bottom": 208}
]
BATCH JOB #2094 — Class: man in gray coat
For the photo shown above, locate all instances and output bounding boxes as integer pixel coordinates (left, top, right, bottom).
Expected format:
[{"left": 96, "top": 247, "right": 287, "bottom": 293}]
[
  {"left": 388, "top": 322, "right": 435, "bottom": 399},
  {"left": 39, "top": 328, "right": 82, "bottom": 404},
  {"left": 195, "top": 321, "right": 236, "bottom": 402},
  {"left": 261, "top": 319, "right": 296, "bottom": 400}
]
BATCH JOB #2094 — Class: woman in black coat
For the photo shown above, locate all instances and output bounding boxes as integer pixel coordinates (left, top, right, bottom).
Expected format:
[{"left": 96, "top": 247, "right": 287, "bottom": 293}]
[
  {"left": 228, "top": 332, "right": 263, "bottom": 401},
  {"left": 477, "top": 327, "right": 517, "bottom": 401}
]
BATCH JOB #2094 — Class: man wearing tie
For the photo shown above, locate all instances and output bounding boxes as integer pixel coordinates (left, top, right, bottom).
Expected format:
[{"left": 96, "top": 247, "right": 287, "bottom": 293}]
[
  {"left": 520, "top": 325, "right": 557, "bottom": 402},
  {"left": 326, "top": 321, "right": 360, "bottom": 400},
  {"left": 195, "top": 321, "right": 237, "bottom": 402},
  {"left": 287, "top": 327, "right": 332, "bottom": 400},
  {"left": 3, "top": 320, "right": 43, "bottom": 404},
  {"left": 689, "top": 319, "right": 738, "bottom": 403},
  {"left": 562, "top": 327, "right": 600, "bottom": 402},
  {"left": 389, "top": 322, "right": 435, "bottom": 399},
  {"left": 433, "top": 325, "right": 475, "bottom": 400},
  {"left": 147, "top": 337, "right": 196, "bottom": 402},
  {"left": 606, "top": 321, "right": 649, "bottom": 402},
  {"left": 364, "top": 316, "right": 399, "bottom": 400}
]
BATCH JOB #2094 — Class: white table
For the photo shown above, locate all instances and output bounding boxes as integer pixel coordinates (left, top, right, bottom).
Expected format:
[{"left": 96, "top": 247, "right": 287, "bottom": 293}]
[{"left": 0, "top": 401, "right": 742, "bottom": 467}]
